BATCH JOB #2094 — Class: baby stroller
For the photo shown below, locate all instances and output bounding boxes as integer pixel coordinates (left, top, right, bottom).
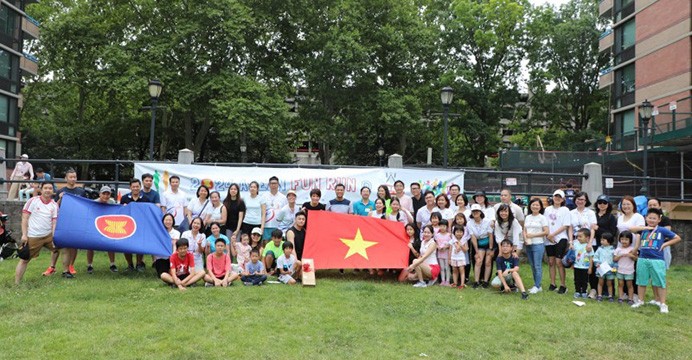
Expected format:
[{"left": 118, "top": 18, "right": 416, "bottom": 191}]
[{"left": 0, "top": 211, "right": 17, "bottom": 260}]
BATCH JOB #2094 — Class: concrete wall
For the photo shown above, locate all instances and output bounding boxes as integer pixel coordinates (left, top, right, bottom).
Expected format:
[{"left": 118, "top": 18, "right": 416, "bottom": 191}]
[{"left": 1, "top": 200, "right": 24, "bottom": 242}]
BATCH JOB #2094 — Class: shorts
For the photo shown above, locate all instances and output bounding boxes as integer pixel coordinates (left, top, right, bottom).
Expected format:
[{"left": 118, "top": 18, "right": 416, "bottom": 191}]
[
  {"left": 546, "top": 238, "right": 568, "bottom": 258},
  {"left": 177, "top": 273, "right": 189, "bottom": 281},
  {"left": 597, "top": 272, "right": 615, "bottom": 280},
  {"left": 636, "top": 258, "right": 666, "bottom": 288},
  {"left": 491, "top": 274, "right": 514, "bottom": 288},
  {"left": 278, "top": 274, "right": 294, "bottom": 284},
  {"left": 616, "top": 273, "right": 634, "bottom": 281},
  {"left": 428, "top": 264, "right": 441, "bottom": 280},
  {"left": 263, "top": 227, "right": 277, "bottom": 241},
  {"left": 450, "top": 259, "right": 466, "bottom": 267},
  {"left": 28, "top": 234, "right": 56, "bottom": 259},
  {"left": 154, "top": 258, "right": 170, "bottom": 277}
]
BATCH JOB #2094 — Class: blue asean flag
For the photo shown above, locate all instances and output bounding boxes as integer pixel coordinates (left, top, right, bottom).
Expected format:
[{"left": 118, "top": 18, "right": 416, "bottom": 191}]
[{"left": 54, "top": 194, "right": 172, "bottom": 257}]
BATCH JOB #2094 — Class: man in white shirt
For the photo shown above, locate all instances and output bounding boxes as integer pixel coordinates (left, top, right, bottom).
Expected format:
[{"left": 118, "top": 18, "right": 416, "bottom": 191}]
[
  {"left": 493, "top": 188, "right": 525, "bottom": 226},
  {"left": 15, "top": 182, "right": 60, "bottom": 284},
  {"left": 8, "top": 154, "right": 34, "bottom": 201},
  {"left": 161, "top": 176, "right": 189, "bottom": 228},
  {"left": 262, "top": 176, "right": 288, "bottom": 241},
  {"left": 416, "top": 191, "right": 440, "bottom": 229}
]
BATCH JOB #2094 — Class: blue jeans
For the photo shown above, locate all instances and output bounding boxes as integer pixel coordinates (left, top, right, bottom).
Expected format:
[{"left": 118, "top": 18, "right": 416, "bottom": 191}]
[{"left": 525, "top": 243, "right": 545, "bottom": 288}]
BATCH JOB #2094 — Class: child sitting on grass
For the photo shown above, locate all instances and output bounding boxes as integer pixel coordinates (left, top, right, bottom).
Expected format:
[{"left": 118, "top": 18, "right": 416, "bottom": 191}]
[
  {"left": 491, "top": 239, "right": 529, "bottom": 300},
  {"left": 631, "top": 208, "right": 681, "bottom": 313},
  {"left": 161, "top": 239, "right": 205, "bottom": 291},
  {"left": 262, "top": 229, "right": 285, "bottom": 276},
  {"left": 449, "top": 225, "right": 468, "bottom": 289},
  {"left": 277, "top": 242, "right": 302, "bottom": 285},
  {"left": 241, "top": 249, "right": 268, "bottom": 286},
  {"left": 204, "top": 238, "right": 237, "bottom": 287},
  {"left": 571, "top": 228, "right": 594, "bottom": 299},
  {"left": 593, "top": 232, "right": 615, "bottom": 302},
  {"left": 613, "top": 231, "right": 637, "bottom": 305}
]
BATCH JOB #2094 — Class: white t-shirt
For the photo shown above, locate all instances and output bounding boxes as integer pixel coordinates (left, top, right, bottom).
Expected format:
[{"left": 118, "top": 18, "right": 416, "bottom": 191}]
[
  {"left": 544, "top": 205, "right": 571, "bottom": 243},
  {"left": 187, "top": 198, "right": 211, "bottom": 219},
  {"left": 263, "top": 191, "right": 288, "bottom": 228},
  {"left": 207, "top": 204, "right": 224, "bottom": 224},
  {"left": 616, "top": 213, "right": 645, "bottom": 235},
  {"left": 570, "top": 208, "right": 597, "bottom": 244},
  {"left": 181, "top": 230, "right": 207, "bottom": 268},
  {"left": 243, "top": 194, "right": 265, "bottom": 225},
  {"left": 161, "top": 189, "right": 189, "bottom": 226},
  {"left": 467, "top": 218, "right": 493, "bottom": 240},
  {"left": 416, "top": 206, "right": 440, "bottom": 228},
  {"left": 276, "top": 253, "right": 297, "bottom": 275},
  {"left": 439, "top": 208, "right": 455, "bottom": 221},
  {"left": 22, "top": 197, "right": 58, "bottom": 237},
  {"left": 387, "top": 210, "right": 411, "bottom": 225},
  {"left": 523, "top": 214, "right": 549, "bottom": 245},
  {"left": 494, "top": 218, "right": 523, "bottom": 248},
  {"left": 276, "top": 204, "right": 300, "bottom": 233},
  {"left": 449, "top": 237, "right": 468, "bottom": 261},
  {"left": 419, "top": 239, "right": 439, "bottom": 266}
]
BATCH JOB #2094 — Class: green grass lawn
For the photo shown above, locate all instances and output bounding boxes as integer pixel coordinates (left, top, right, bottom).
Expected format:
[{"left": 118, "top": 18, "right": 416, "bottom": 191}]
[{"left": 1, "top": 252, "right": 690, "bottom": 360}]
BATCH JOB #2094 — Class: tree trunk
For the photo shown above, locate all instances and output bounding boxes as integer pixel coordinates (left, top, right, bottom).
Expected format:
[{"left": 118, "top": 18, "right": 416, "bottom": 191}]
[{"left": 184, "top": 112, "right": 193, "bottom": 150}]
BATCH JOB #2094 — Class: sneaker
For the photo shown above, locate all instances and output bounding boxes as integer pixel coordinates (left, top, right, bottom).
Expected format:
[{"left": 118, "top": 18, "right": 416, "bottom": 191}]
[
  {"left": 126, "top": 266, "right": 136, "bottom": 272},
  {"left": 557, "top": 286, "right": 567, "bottom": 294},
  {"left": 243, "top": 282, "right": 252, "bottom": 286},
  {"left": 659, "top": 304, "right": 669, "bottom": 314},
  {"left": 588, "top": 289, "right": 597, "bottom": 299},
  {"left": 413, "top": 281, "right": 427, "bottom": 288},
  {"left": 87, "top": 265, "right": 94, "bottom": 274},
  {"left": 574, "top": 292, "right": 581, "bottom": 299},
  {"left": 42, "top": 266, "right": 56, "bottom": 276},
  {"left": 205, "top": 282, "right": 214, "bottom": 287},
  {"left": 618, "top": 299, "right": 624, "bottom": 304},
  {"left": 68, "top": 265, "right": 77, "bottom": 275},
  {"left": 109, "top": 265, "right": 118, "bottom": 273},
  {"left": 608, "top": 297, "right": 614, "bottom": 303},
  {"left": 548, "top": 284, "right": 557, "bottom": 291},
  {"left": 457, "top": 284, "right": 465, "bottom": 290},
  {"left": 427, "top": 279, "right": 437, "bottom": 286},
  {"left": 62, "top": 271, "right": 74, "bottom": 279},
  {"left": 633, "top": 294, "right": 640, "bottom": 303},
  {"left": 135, "top": 263, "right": 146, "bottom": 272},
  {"left": 597, "top": 295, "right": 603, "bottom": 302},
  {"left": 581, "top": 292, "right": 589, "bottom": 299},
  {"left": 528, "top": 286, "right": 539, "bottom": 294},
  {"left": 648, "top": 300, "right": 661, "bottom": 307},
  {"left": 521, "top": 292, "right": 529, "bottom": 300},
  {"left": 631, "top": 300, "right": 645, "bottom": 308},
  {"left": 472, "top": 282, "right": 480, "bottom": 289},
  {"left": 627, "top": 300, "right": 634, "bottom": 306},
  {"left": 481, "top": 281, "right": 489, "bottom": 289}
]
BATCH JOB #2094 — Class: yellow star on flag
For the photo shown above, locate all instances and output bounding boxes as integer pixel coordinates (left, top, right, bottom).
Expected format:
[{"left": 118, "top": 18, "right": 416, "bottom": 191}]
[
  {"left": 104, "top": 220, "right": 128, "bottom": 234},
  {"left": 340, "top": 228, "right": 378, "bottom": 260}
]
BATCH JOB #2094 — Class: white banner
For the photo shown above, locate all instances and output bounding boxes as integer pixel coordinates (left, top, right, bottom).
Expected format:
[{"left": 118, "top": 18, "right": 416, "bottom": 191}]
[{"left": 134, "top": 163, "right": 464, "bottom": 205}]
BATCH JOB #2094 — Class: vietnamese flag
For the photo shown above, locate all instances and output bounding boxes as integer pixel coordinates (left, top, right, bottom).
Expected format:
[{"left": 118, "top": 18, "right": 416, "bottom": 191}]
[{"left": 303, "top": 211, "right": 409, "bottom": 269}]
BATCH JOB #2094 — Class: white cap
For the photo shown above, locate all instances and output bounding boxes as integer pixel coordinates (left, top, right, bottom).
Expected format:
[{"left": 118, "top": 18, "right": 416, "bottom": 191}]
[
  {"left": 470, "top": 204, "right": 483, "bottom": 212},
  {"left": 251, "top": 227, "right": 262, "bottom": 235},
  {"left": 21, "top": 154, "right": 28, "bottom": 159},
  {"left": 553, "top": 190, "right": 565, "bottom": 198}
]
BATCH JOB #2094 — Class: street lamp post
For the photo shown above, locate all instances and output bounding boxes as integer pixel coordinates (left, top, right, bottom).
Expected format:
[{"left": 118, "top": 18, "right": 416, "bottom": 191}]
[
  {"left": 440, "top": 87, "right": 454, "bottom": 168},
  {"left": 147, "top": 79, "right": 163, "bottom": 161},
  {"left": 639, "top": 99, "right": 653, "bottom": 195},
  {"left": 240, "top": 142, "right": 248, "bottom": 163},
  {"left": 378, "top": 146, "right": 385, "bottom": 167}
]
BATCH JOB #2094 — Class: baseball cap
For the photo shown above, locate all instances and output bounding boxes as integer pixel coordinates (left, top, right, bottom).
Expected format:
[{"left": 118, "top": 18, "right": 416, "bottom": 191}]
[
  {"left": 100, "top": 185, "right": 112, "bottom": 193},
  {"left": 251, "top": 227, "right": 262, "bottom": 235},
  {"left": 21, "top": 154, "right": 28, "bottom": 159},
  {"left": 470, "top": 204, "right": 483, "bottom": 212},
  {"left": 553, "top": 190, "right": 565, "bottom": 198},
  {"left": 596, "top": 194, "right": 610, "bottom": 203},
  {"left": 286, "top": 190, "right": 297, "bottom": 197}
]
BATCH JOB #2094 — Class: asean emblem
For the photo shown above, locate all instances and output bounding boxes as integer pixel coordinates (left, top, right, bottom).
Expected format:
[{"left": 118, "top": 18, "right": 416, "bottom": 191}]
[{"left": 95, "top": 215, "right": 137, "bottom": 240}]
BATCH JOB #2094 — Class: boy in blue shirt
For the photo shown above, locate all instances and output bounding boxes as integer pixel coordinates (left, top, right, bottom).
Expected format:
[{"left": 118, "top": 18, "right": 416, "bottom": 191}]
[
  {"left": 241, "top": 249, "right": 267, "bottom": 285},
  {"left": 491, "top": 240, "right": 529, "bottom": 300},
  {"left": 631, "top": 208, "right": 681, "bottom": 313}
]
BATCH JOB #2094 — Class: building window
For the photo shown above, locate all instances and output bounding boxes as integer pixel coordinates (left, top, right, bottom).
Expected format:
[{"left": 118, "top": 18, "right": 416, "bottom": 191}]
[
  {"left": 0, "top": 5, "right": 16, "bottom": 38},
  {"left": 614, "top": 0, "right": 635, "bottom": 22},
  {"left": 0, "top": 138, "right": 16, "bottom": 161},
  {"left": 614, "top": 19, "right": 635, "bottom": 65},
  {"left": 0, "top": 50, "right": 19, "bottom": 93},
  {"left": 614, "top": 64, "right": 635, "bottom": 108}
]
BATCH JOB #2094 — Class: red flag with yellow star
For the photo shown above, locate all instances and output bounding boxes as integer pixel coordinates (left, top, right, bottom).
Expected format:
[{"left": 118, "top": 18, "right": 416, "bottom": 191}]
[{"left": 302, "top": 211, "right": 409, "bottom": 269}]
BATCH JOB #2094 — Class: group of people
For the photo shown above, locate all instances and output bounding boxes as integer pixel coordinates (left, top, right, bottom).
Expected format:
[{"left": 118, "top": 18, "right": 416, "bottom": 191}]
[{"left": 12, "top": 171, "right": 683, "bottom": 313}]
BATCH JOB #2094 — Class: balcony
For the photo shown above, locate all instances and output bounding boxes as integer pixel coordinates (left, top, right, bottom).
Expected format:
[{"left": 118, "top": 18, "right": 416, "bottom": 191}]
[
  {"left": 599, "top": 29, "right": 613, "bottom": 53},
  {"left": 19, "top": 52, "right": 38, "bottom": 75},
  {"left": 21, "top": 15, "right": 40, "bottom": 40},
  {"left": 599, "top": 0, "right": 613, "bottom": 18},
  {"left": 599, "top": 68, "right": 613, "bottom": 89},
  {"left": 649, "top": 103, "right": 692, "bottom": 147}
]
